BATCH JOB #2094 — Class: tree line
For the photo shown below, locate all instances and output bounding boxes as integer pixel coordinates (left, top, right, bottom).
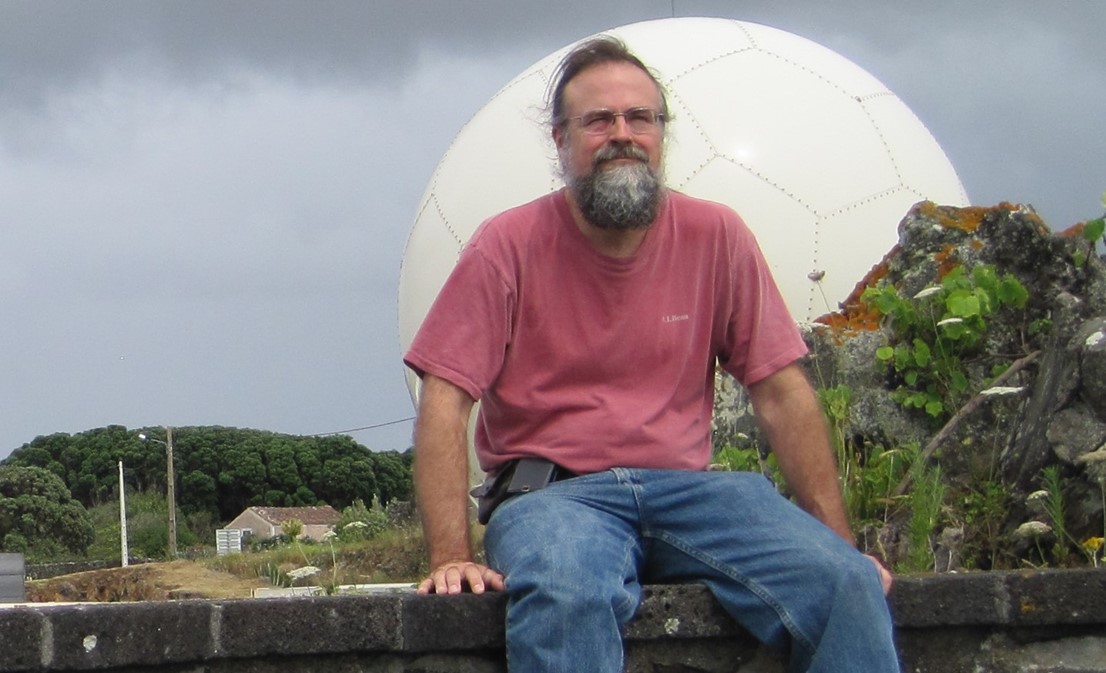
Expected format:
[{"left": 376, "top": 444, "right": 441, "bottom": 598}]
[{"left": 1, "top": 425, "right": 413, "bottom": 558}]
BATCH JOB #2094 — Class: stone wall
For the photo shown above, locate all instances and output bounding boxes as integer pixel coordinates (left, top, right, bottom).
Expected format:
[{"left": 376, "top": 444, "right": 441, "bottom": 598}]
[
  {"left": 2, "top": 569, "right": 1104, "bottom": 673},
  {"left": 25, "top": 560, "right": 151, "bottom": 581}
]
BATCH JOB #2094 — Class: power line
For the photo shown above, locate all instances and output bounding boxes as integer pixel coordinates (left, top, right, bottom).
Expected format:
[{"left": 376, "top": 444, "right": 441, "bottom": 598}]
[{"left": 310, "top": 416, "right": 415, "bottom": 438}]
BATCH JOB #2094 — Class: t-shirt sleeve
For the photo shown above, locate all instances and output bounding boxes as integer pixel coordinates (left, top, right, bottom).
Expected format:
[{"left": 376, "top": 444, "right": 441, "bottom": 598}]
[
  {"left": 718, "top": 220, "right": 808, "bottom": 386},
  {"left": 403, "top": 237, "right": 513, "bottom": 402}
]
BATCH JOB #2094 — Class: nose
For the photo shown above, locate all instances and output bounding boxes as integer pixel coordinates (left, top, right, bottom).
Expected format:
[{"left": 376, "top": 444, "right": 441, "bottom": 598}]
[{"left": 607, "top": 114, "right": 634, "bottom": 141}]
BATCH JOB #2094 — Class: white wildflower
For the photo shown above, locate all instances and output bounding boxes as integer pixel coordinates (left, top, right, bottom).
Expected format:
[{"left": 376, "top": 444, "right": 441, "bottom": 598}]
[
  {"left": 913, "top": 286, "right": 942, "bottom": 300},
  {"left": 287, "top": 565, "right": 321, "bottom": 580},
  {"left": 1076, "top": 449, "right": 1106, "bottom": 483},
  {"left": 321, "top": 530, "right": 338, "bottom": 541},
  {"left": 1025, "top": 490, "right": 1049, "bottom": 514},
  {"left": 343, "top": 520, "right": 368, "bottom": 529},
  {"left": 1014, "top": 521, "right": 1053, "bottom": 539}
]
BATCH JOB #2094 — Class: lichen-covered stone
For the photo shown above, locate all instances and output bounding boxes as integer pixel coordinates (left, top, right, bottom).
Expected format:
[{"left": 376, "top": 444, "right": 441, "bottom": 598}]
[{"left": 714, "top": 202, "right": 1106, "bottom": 570}]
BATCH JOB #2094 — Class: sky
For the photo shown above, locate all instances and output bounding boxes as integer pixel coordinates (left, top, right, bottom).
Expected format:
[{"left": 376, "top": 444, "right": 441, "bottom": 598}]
[{"left": 2, "top": 1, "right": 1104, "bottom": 460}]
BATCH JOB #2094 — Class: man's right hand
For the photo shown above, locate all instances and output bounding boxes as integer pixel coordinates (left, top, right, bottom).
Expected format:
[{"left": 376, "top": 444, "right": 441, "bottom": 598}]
[{"left": 418, "top": 559, "right": 505, "bottom": 595}]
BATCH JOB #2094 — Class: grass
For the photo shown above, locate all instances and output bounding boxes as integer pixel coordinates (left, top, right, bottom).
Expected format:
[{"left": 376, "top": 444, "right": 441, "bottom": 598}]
[{"left": 201, "top": 525, "right": 430, "bottom": 589}]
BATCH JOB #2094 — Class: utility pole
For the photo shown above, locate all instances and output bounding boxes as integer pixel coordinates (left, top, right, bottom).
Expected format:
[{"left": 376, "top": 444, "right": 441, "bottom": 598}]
[
  {"left": 119, "top": 461, "right": 129, "bottom": 567},
  {"left": 138, "top": 427, "right": 178, "bottom": 560},
  {"left": 166, "top": 426, "right": 177, "bottom": 559}
]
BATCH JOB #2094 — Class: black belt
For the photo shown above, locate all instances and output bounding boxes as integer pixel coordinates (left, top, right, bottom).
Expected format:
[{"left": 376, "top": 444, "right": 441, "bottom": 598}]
[
  {"left": 472, "top": 458, "right": 577, "bottom": 524},
  {"left": 552, "top": 465, "right": 579, "bottom": 481}
]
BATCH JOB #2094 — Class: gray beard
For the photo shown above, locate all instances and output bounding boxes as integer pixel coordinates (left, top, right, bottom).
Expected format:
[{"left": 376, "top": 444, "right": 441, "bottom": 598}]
[{"left": 567, "top": 146, "right": 664, "bottom": 231}]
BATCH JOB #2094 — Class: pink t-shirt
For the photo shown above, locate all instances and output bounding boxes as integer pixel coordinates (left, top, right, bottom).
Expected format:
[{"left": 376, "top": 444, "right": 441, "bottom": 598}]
[{"left": 404, "top": 189, "right": 807, "bottom": 475}]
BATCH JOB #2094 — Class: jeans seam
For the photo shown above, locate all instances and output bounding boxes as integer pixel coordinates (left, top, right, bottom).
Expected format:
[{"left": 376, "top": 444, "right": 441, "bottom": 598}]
[
  {"left": 647, "top": 530, "right": 816, "bottom": 654},
  {"left": 612, "top": 533, "right": 640, "bottom": 621}
]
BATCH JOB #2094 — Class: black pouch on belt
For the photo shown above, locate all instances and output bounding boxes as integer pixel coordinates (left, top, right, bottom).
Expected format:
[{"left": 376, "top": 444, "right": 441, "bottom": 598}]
[{"left": 470, "top": 457, "right": 559, "bottom": 525}]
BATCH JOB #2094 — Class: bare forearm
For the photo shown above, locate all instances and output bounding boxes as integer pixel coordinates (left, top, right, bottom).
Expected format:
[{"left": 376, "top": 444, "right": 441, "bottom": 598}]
[
  {"left": 414, "top": 375, "right": 476, "bottom": 567},
  {"left": 749, "top": 366, "right": 855, "bottom": 545}
]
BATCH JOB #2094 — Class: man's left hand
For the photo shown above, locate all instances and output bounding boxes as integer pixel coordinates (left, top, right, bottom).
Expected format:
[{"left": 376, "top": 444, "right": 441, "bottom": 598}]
[{"left": 864, "top": 555, "right": 893, "bottom": 595}]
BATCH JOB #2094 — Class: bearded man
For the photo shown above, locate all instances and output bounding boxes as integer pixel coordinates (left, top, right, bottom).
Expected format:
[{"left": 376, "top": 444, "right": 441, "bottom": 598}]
[{"left": 404, "top": 36, "right": 900, "bottom": 673}]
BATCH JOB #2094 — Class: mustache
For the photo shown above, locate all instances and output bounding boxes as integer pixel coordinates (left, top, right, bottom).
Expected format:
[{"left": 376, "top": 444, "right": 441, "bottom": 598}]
[{"left": 593, "top": 144, "right": 650, "bottom": 167}]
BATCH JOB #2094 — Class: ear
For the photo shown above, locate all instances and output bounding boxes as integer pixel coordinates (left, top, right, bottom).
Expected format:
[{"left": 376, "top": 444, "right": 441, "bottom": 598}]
[{"left": 552, "top": 124, "right": 565, "bottom": 151}]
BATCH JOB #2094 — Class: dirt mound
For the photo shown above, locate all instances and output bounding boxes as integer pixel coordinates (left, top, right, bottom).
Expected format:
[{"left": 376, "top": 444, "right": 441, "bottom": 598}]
[{"left": 25, "top": 560, "right": 267, "bottom": 602}]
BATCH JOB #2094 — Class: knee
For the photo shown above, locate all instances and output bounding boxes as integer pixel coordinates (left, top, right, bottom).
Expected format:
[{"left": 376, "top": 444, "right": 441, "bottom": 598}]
[
  {"left": 815, "top": 547, "right": 884, "bottom": 600},
  {"left": 807, "top": 551, "right": 891, "bottom": 639},
  {"left": 782, "top": 547, "right": 885, "bottom": 628}
]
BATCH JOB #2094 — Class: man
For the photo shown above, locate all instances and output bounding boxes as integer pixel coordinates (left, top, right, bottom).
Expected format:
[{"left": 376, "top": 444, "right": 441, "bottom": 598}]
[{"left": 404, "top": 35, "right": 899, "bottom": 673}]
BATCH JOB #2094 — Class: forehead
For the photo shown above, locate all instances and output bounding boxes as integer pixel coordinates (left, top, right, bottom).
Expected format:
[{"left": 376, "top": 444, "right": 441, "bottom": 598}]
[{"left": 561, "top": 61, "right": 663, "bottom": 113}]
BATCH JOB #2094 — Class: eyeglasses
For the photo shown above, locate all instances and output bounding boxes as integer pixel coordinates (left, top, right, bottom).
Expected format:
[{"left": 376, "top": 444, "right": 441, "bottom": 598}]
[{"left": 566, "top": 107, "right": 666, "bottom": 135}]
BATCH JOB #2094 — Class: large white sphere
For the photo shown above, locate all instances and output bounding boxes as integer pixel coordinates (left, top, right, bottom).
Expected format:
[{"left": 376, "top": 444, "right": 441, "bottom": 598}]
[{"left": 399, "top": 16, "right": 968, "bottom": 409}]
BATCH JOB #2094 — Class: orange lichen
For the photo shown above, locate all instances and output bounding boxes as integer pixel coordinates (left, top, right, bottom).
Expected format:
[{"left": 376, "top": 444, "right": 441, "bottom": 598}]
[
  {"left": 813, "top": 252, "right": 894, "bottom": 340},
  {"left": 1058, "top": 221, "right": 1085, "bottom": 239},
  {"left": 996, "top": 202, "right": 1048, "bottom": 231},
  {"left": 814, "top": 304, "right": 883, "bottom": 340},
  {"left": 916, "top": 201, "right": 989, "bottom": 233},
  {"left": 839, "top": 249, "right": 895, "bottom": 307},
  {"left": 933, "top": 243, "right": 960, "bottom": 280}
]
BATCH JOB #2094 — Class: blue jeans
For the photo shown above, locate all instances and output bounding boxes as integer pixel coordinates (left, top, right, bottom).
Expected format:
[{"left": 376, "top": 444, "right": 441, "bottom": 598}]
[{"left": 484, "top": 469, "right": 900, "bottom": 673}]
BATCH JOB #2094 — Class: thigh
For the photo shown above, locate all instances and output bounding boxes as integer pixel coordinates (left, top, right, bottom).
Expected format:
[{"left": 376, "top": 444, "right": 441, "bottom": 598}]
[
  {"left": 638, "top": 469, "right": 859, "bottom": 576},
  {"left": 637, "top": 470, "right": 881, "bottom": 648},
  {"left": 484, "top": 473, "right": 645, "bottom": 622}
]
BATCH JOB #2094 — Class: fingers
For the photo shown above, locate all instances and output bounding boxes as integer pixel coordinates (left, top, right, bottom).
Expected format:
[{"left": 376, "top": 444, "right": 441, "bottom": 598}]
[
  {"left": 417, "top": 561, "right": 505, "bottom": 595},
  {"left": 864, "top": 554, "right": 894, "bottom": 595},
  {"left": 483, "top": 566, "right": 506, "bottom": 592}
]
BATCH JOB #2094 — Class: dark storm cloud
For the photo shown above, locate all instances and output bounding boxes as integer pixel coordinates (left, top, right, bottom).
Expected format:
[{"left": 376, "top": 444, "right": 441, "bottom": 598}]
[
  {"left": 1, "top": 0, "right": 1103, "bottom": 457},
  {"left": 0, "top": 1, "right": 675, "bottom": 106}
]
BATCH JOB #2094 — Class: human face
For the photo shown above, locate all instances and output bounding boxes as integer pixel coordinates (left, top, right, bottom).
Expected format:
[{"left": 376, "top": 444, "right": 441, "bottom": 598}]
[{"left": 553, "top": 61, "right": 666, "bottom": 182}]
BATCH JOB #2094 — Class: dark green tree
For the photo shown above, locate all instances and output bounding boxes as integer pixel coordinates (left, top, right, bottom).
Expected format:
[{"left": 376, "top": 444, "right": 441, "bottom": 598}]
[
  {"left": 0, "top": 465, "right": 95, "bottom": 559},
  {"left": 5, "top": 425, "right": 413, "bottom": 527},
  {"left": 312, "top": 435, "right": 378, "bottom": 507},
  {"left": 372, "top": 451, "right": 414, "bottom": 505}
]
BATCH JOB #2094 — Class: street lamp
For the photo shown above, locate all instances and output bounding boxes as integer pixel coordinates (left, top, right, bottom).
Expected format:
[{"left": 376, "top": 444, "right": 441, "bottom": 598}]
[{"left": 138, "top": 427, "right": 177, "bottom": 559}]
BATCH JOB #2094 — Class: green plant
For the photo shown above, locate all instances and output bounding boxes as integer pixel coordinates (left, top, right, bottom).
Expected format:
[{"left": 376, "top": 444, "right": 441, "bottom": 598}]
[
  {"left": 898, "top": 465, "right": 946, "bottom": 573},
  {"left": 280, "top": 518, "right": 304, "bottom": 539},
  {"left": 714, "top": 444, "right": 781, "bottom": 483},
  {"left": 1032, "top": 466, "right": 1105, "bottom": 568},
  {"left": 337, "top": 497, "right": 389, "bottom": 542},
  {"left": 817, "top": 384, "right": 852, "bottom": 473},
  {"left": 1040, "top": 466, "right": 1079, "bottom": 566},
  {"left": 322, "top": 530, "right": 341, "bottom": 594},
  {"left": 1072, "top": 190, "right": 1105, "bottom": 267},
  {"left": 1082, "top": 213, "right": 1105, "bottom": 244},
  {"left": 864, "top": 264, "right": 1028, "bottom": 422},
  {"left": 958, "top": 479, "right": 1009, "bottom": 569},
  {"left": 257, "top": 562, "right": 290, "bottom": 587},
  {"left": 846, "top": 444, "right": 916, "bottom": 527},
  {"left": 816, "top": 384, "right": 910, "bottom": 522}
]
